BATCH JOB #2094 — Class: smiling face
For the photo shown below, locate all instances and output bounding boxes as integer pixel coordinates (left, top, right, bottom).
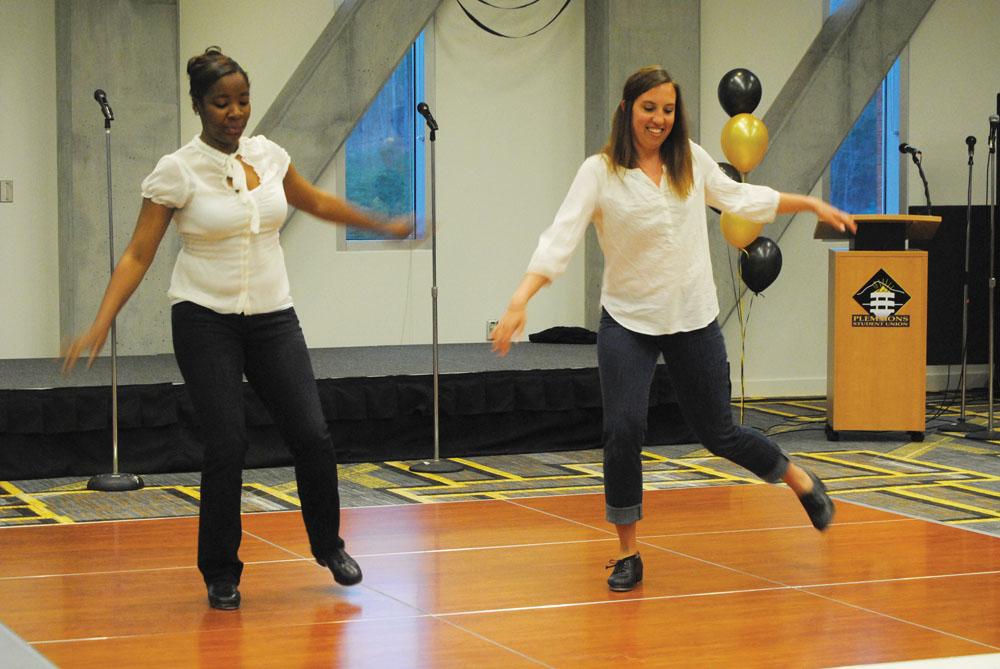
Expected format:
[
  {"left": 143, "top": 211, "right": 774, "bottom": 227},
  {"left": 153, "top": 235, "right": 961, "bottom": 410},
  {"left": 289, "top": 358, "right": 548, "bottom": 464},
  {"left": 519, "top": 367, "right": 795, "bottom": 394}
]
[
  {"left": 629, "top": 82, "right": 676, "bottom": 158},
  {"left": 195, "top": 72, "right": 250, "bottom": 154}
]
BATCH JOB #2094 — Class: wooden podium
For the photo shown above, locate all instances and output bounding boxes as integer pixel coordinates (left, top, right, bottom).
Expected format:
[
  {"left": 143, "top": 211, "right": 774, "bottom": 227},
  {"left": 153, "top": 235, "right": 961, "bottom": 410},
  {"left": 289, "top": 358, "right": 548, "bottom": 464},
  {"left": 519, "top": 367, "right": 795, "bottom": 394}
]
[{"left": 818, "top": 214, "right": 941, "bottom": 441}]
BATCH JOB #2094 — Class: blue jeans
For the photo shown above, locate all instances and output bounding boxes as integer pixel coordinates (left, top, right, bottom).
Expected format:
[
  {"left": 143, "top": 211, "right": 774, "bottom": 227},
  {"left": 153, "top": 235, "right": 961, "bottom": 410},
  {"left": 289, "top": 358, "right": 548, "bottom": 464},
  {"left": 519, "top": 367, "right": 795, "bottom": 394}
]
[
  {"left": 598, "top": 310, "right": 789, "bottom": 525},
  {"left": 172, "top": 301, "right": 344, "bottom": 585}
]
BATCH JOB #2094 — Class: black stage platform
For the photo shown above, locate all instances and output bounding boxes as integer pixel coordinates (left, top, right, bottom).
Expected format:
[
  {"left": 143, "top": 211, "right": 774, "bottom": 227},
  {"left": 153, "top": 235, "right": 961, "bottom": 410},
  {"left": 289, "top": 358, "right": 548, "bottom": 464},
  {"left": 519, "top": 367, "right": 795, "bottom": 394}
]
[{"left": 0, "top": 344, "right": 690, "bottom": 480}]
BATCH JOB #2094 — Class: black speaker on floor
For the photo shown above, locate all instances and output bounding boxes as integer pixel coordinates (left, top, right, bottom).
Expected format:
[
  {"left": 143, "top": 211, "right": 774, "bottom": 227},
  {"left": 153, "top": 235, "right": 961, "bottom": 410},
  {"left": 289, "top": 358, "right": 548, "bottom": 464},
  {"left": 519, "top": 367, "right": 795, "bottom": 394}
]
[{"left": 909, "top": 205, "right": 995, "bottom": 366}]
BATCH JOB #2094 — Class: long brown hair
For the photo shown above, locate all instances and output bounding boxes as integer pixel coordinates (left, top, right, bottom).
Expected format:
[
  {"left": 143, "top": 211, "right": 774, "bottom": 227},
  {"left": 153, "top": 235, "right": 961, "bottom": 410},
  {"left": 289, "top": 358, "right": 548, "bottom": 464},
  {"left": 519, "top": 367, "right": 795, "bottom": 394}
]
[{"left": 602, "top": 66, "right": 693, "bottom": 199}]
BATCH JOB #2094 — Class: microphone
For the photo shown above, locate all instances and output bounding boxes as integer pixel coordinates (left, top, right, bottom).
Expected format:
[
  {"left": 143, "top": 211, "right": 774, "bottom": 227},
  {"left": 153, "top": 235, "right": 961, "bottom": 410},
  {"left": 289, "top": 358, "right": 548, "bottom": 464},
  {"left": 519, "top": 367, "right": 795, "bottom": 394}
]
[
  {"left": 966, "top": 135, "right": 977, "bottom": 165},
  {"left": 990, "top": 115, "right": 999, "bottom": 152},
  {"left": 416, "top": 102, "right": 438, "bottom": 132},
  {"left": 93, "top": 89, "right": 114, "bottom": 122},
  {"left": 898, "top": 142, "right": 921, "bottom": 157}
]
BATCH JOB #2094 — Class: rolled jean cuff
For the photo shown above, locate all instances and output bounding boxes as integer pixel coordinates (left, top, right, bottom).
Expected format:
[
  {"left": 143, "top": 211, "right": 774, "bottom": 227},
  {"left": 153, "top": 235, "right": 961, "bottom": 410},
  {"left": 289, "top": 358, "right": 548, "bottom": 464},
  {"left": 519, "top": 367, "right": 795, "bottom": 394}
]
[
  {"left": 761, "top": 453, "right": 790, "bottom": 483},
  {"left": 606, "top": 502, "right": 643, "bottom": 525}
]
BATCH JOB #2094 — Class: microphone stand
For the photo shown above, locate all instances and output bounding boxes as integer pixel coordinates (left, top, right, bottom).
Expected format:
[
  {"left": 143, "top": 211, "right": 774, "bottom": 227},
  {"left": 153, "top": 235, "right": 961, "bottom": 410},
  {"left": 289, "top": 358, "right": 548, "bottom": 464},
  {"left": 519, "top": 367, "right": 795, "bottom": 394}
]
[
  {"left": 969, "top": 117, "right": 1000, "bottom": 441},
  {"left": 943, "top": 141, "right": 985, "bottom": 432},
  {"left": 909, "top": 150, "right": 932, "bottom": 217},
  {"left": 410, "top": 103, "right": 462, "bottom": 474},
  {"left": 87, "top": 96, "right": 144, "bottom": 492}
]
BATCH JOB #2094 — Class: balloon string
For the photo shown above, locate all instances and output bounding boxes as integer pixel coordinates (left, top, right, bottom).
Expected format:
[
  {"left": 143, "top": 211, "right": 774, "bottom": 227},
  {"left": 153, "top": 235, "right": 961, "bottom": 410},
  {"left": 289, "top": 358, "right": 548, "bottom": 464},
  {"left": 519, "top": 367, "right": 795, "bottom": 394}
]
[
  {"left": 737, "top": 284, "right": 746, "bottom": 424},
  {"left": 727, "top": 245, "right": 757, "bottom": 425},
  {"left": 729, "top": 246, "right": 749, "bottom": 425}
]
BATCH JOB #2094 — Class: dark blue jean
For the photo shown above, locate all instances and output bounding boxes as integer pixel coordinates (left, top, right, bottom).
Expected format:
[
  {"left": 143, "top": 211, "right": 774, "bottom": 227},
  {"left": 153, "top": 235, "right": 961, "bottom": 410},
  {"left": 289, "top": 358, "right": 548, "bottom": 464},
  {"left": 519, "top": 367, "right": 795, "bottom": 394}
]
[
  {"left": 172, "top": 301, "right": 344, "bottom": 585},
  {"left": 598, "top": 309, "right": 789, "bottom": 524}
]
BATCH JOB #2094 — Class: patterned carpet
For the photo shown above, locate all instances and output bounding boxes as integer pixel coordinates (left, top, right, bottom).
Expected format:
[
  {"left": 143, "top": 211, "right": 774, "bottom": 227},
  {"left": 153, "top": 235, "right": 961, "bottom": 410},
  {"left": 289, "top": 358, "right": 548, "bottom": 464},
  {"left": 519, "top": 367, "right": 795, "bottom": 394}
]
[{"left": 3, "top": 394, "right": 998, "bottom": 536}]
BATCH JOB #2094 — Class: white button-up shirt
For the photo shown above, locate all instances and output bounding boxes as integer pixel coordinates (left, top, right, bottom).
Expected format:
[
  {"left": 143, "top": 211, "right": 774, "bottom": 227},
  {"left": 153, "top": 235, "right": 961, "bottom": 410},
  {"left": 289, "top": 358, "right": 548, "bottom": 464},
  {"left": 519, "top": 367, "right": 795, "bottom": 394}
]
[
  {"left": 526, "top": 141, "right": 780, "bottom": 335},
  {"left": 141, "top": 135, "right": 293, "bottom": 315}
]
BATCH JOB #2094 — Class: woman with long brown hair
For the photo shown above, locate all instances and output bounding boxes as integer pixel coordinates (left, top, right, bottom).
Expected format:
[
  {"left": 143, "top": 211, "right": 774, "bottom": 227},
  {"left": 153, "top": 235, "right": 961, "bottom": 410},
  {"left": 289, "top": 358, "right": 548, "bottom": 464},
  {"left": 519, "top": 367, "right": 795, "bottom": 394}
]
[{"left": 492, "top": 66, "right": 854, "bottom": 592}]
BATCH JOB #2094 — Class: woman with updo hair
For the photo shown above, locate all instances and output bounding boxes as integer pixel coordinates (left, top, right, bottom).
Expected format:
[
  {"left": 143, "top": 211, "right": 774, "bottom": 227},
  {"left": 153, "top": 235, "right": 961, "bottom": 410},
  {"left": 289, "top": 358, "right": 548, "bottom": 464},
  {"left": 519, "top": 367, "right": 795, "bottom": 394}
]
[
  {"left": 63, "top": 47, "right": 410, "bottom": 610},
  {"left": 492, "top": 65, "right": 856, "bottom": 593}
]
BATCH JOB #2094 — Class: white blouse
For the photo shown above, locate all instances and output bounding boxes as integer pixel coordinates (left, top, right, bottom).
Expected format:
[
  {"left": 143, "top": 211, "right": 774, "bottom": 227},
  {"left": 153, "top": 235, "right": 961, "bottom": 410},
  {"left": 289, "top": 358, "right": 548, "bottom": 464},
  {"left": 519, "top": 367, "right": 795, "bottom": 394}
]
[
  {"left": 526, "top": 140, "right": 780, "bottom": 335},
  {"left": 141, "top": 135, "right": 293, "bottom": 315}
]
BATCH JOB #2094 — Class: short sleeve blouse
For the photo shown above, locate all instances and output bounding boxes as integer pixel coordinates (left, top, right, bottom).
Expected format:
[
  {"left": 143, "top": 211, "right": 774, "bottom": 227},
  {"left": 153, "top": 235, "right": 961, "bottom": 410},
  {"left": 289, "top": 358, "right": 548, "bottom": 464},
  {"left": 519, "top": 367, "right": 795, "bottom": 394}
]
[{"left": 141, "top": 135, "right": 293, "bottom": 315}]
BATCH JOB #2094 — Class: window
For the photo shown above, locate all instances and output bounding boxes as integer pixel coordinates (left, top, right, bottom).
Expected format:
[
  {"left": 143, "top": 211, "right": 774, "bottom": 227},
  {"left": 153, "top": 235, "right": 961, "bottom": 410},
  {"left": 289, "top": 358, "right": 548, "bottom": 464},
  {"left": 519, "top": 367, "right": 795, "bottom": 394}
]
[
  {"left": 342, "top": 30, "right": 428, "bottom": 246},
  {"left": 827, "top": 0, "right": 902, "bottom": 215}
]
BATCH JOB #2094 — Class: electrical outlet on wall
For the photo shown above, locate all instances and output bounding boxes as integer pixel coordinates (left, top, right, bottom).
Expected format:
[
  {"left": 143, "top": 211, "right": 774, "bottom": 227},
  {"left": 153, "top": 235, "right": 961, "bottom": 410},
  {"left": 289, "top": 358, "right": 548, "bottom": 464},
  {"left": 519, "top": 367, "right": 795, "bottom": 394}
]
[
  {"left": 0, "top": 180, "right": 12, "bottom": 203},
  {"left": 486, "top": 320, "right": 499, "bottom": 340}
]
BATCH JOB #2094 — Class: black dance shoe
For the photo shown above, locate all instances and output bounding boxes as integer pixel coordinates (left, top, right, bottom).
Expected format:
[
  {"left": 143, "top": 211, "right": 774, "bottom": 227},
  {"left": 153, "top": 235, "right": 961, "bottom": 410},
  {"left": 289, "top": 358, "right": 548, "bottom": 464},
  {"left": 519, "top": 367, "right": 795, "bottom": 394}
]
[
  {"left": 798, "top": 470, "right": 836, "bottom": 531},
  {"left": 317, "top": 547, "right": 363, "bottom": 586},
  {"left": 207, "top": 582, "right": 241, "bottom": 610},
  {"left": 606, "top": 552, "right": 643, "bottom": 592}
]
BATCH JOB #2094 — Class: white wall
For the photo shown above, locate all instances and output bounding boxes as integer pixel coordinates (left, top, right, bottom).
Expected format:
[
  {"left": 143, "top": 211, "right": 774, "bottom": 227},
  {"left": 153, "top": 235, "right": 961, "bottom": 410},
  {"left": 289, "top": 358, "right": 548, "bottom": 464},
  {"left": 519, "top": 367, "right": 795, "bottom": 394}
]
[
  {"left": 178, "top": 0, "right": 342, "bottom": 145},
  {"left": 281, "top": 0, "right": 587, "bottom": 347},
  {"left": 7, "top": 0, "right": 1000, "bottom": 398},
  {"left": 907, "top": 0, "right": 1000, "bottom": 392},
  {"left": 701, "top": 0, "right": 829, "bottom": 396},
  {"left": 909, "top": 0, "right": 1000, "bottom": 206},
  {"left": 0, "top": 0, "right": 59, "bottom": 359}
]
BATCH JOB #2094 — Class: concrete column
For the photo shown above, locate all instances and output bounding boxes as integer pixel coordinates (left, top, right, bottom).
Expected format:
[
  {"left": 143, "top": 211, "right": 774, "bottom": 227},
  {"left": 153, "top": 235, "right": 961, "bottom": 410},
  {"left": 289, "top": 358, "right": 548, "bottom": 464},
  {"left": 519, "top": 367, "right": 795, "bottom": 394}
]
[
  {"left": 583, "top": 0, "right": 700, "bottom": 329},
  {"left": 57, "top": 0, "right": 180, "bottom": 354}
]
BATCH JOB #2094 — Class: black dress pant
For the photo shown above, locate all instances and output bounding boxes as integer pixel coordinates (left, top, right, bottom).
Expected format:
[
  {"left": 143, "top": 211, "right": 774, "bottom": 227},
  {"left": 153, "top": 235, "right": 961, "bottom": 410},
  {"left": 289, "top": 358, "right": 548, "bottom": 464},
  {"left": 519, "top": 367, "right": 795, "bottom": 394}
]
[{"left": 172, "top": 301, "right": 343, "bottom": 585}]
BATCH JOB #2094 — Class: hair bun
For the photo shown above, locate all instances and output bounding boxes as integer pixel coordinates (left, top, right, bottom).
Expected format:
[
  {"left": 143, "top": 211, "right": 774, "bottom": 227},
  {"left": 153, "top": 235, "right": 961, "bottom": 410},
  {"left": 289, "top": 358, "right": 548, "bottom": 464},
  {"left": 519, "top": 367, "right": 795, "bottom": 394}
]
[{"left": 186, "top": 47, "right": 249, "bottom": 104}]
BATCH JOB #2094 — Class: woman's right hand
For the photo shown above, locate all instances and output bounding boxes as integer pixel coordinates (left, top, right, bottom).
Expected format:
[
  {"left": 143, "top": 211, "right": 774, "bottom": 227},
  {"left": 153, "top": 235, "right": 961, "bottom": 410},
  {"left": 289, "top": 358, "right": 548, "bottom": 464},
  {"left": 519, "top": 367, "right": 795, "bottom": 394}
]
[
  {"left": 490, "top": 274, "right": 550, "bottom": 356},
  {"left": 61, "top": 324, "right": 110, "bottom": 375},
  {"left": 60, "top": 199, "right": 172, "bottom": 376},
  {"left": 490, "top": 306, "right": 526, "bottom": 357}
]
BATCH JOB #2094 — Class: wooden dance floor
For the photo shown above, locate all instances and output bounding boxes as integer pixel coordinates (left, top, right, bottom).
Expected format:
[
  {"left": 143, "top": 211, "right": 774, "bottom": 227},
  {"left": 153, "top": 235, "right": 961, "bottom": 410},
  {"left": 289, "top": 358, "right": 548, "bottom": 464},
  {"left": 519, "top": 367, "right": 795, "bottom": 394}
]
[{"left": 2, "top": 485, "right": 998, "bottom": 667}]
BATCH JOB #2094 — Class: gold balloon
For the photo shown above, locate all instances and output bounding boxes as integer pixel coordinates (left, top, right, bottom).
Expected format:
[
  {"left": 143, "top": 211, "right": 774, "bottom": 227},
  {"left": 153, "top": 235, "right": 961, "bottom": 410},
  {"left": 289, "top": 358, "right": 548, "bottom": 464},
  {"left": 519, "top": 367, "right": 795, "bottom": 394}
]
[
  {"left": 721, "top": 113, "right": 769, "bottom": 174},
  {"left": 720, "top": 212, "right": 763, "bottom": 249}
]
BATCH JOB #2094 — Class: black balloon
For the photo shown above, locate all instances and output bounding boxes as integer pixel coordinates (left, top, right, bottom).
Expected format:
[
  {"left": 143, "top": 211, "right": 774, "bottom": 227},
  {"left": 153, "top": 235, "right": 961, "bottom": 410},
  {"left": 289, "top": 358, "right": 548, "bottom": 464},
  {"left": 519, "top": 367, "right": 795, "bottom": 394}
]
[
  {"left": 717, "top": 68, "right": 762, "bottom": 117},
  {"left": 739, "top": 237, "right": 782, "bottom": 293},
  {"left": 709, "top": 163, "right": 744, "bottom": 214},
  {"left": 718, "top": 162, "right": 742, "bottom": 183}
]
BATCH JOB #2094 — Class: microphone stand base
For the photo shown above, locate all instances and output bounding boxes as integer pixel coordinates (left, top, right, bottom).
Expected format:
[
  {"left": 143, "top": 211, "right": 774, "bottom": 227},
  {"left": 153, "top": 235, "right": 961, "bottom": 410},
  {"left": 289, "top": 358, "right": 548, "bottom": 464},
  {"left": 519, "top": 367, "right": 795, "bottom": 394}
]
[
  {"left": 87, "top": 473, "right": 145, "bottom": 492},
  {"left": 937, "top": 420, "right": 985, "bottom": 433},
  {"left": 409, "top": 459, "right": 464, "bottom": 474},
  {"left": 964, "top": 429, "right": 1000, "bottom": 442}
]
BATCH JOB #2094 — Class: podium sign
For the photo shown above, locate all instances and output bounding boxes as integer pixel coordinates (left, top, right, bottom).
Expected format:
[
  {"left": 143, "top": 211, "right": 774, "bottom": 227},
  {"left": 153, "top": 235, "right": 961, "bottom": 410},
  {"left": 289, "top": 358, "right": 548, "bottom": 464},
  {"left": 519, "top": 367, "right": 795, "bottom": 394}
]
[{"left": 826, "top": 249, "right": 928, "bottom": 438}]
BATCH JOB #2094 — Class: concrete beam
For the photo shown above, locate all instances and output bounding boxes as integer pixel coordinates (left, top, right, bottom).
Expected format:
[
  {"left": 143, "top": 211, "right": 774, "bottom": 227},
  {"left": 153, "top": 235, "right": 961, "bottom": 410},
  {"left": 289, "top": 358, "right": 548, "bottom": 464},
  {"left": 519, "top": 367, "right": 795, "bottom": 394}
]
[
  {"left": 715, "top": 0, "right": 936, "bottom": 326},
  {"left": 252, "top": 0, "right": 443, "bottom": 184}
]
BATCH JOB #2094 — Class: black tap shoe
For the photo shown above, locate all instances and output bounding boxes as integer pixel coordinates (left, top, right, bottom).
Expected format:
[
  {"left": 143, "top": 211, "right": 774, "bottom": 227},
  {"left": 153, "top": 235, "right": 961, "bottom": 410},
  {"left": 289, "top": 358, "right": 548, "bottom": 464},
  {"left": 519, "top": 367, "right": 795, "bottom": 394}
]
[
  {"left": 317, "top": 547, "right": 363, "bottom": 586},
  {"left": 606, "top": 552, "right": 643, "bottom": 592},
  {"left": 207, "top": 581, "right": 241, "bottom": 610},
  {"left": 799, "top": 470, "right": 836, "bottom": 531}
]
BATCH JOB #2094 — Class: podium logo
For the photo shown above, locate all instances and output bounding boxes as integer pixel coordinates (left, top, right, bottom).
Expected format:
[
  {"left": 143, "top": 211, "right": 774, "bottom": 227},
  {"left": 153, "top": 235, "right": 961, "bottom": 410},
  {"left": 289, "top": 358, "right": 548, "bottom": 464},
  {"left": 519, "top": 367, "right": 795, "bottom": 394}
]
[{"left": 852, "top": 269, "right": 911, "bottom": 327}]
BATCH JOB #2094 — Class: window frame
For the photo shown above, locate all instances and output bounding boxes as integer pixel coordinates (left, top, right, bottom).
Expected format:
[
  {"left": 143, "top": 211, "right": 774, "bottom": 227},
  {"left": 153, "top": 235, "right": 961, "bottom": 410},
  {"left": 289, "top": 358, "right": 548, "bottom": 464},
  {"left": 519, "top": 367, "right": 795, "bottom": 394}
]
[
  {"left": 336, "top": 25, "right": 434, "bottom": 252},
  {"left": 822, "top": 0, "right": 907, "bottom": 217}
]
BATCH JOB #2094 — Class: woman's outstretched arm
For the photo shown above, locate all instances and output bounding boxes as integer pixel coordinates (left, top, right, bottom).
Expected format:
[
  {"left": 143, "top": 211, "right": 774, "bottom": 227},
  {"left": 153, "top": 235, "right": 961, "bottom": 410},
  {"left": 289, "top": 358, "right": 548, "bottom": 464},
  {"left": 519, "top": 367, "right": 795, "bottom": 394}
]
[{"left": 62, "top": 199, "right": 174, "bottom": 373}]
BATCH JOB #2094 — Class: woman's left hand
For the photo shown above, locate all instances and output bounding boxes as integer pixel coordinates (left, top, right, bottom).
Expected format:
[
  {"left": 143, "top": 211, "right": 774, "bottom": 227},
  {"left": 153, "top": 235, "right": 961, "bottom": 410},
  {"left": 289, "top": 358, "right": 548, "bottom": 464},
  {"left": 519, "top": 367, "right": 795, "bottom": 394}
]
[
  {"left": 777, "top": 193, "right": 856, "bottom": 235},
  {"left": 814, "top": 200, "right": 856, "bottom": 234},
  {"left": 382, "top": 216, "right": 414, "bottom": 239}
]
